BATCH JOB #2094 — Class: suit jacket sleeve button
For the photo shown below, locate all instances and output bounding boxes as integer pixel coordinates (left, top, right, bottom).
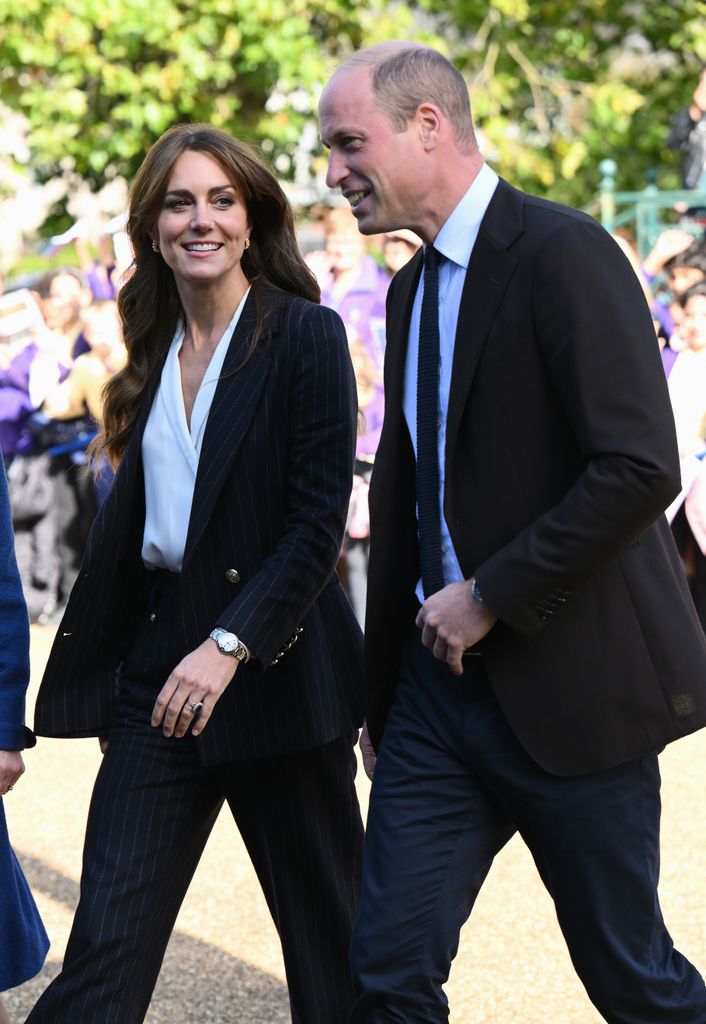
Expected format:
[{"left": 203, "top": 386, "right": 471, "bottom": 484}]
[{"left": 225, "top": 569, "right": 241, "bottom": 584}]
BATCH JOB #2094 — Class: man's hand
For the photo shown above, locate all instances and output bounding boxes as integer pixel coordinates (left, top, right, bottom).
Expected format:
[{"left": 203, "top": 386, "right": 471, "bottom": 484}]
[
  {"left": 359, "top": 722, "right": 377, "bottom": 781},
  {"left": 416, "top": 579, "right": 497, "bottom": 676},
  {"left": 151, "top": 637, "right": 240, "bottom": 739},
  {"left": 0, "top": 749, "right": 25, "bottom": 795}
]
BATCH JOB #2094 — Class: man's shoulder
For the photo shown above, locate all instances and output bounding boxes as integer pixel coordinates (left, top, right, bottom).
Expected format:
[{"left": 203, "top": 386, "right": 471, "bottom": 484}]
[
  {"left": 260, "top": 286, "right": 327, "bottom": 335},
  {"left": 523, "top": 191, "right": 595, "bottom": 225},
  {"left": 487, "top": 179, "right": 610, "bottom": 255},
  {"left": 502, "top": 180, "right": 597, "bottom": 230}
]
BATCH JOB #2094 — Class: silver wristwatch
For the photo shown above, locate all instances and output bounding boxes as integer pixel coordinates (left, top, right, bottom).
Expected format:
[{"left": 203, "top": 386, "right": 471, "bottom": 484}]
[{"left": 210, "top": 627, "right": 249, "bottom": 663}]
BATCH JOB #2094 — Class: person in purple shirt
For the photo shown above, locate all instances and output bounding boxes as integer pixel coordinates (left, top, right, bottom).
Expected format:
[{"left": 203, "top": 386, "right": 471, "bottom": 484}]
[
  {"left": 307, "top": 206, "right": 391, "bottom": 621},
  {"left": 0, "top": 341, "right": 40, "bottom": 463},
  {"left": 642, "top": 229, "right": 706, "bottom": 352}
]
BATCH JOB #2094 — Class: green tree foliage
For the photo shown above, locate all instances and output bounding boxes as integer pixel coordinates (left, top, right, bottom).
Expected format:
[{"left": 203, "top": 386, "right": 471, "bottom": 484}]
[
  {"left": 1, "top": 0, "right": 706, "bottom": 222},
  {"left": 418, "top": 0, "right": 706, "bottom": 206},
  {"left": 0, "top": 0, "right": 390, "bottom": 194}
]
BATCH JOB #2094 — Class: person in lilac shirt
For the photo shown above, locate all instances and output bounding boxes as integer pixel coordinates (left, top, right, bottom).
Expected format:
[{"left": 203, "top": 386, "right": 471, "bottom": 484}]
[
  {"left": 0, "top": 341, "right": 39, "bottom": 463},
  {"left": 642, "top": 229, "right": 706, "bottom": 357},
  {"left": 307, "top": 206, "right": 391, "bottom": 621},
  {"left": 313, "top": 206, "right": 391, "bottom": 385}
]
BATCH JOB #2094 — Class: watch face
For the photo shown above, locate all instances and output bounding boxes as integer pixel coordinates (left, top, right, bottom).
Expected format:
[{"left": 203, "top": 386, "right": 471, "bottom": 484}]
[{"left": 219, "top": 634, "right": 238, "bottom": 653}]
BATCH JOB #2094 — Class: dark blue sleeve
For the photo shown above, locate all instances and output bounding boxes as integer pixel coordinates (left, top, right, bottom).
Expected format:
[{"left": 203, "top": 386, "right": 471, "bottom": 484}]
[{"left": 0, "top": 460, "right": 33, "bottom": 750}]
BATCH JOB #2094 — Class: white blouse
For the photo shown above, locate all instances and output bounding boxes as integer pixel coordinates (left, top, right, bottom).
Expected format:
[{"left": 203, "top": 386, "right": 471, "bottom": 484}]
[{"left": 141, "top": 290, "right": 250, "bottom": 571}]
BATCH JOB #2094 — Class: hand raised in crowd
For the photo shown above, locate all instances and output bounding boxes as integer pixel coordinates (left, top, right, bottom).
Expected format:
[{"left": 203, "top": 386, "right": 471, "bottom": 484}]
[{"left": 642, "top": 228, "right": 696, "bottom": 276}]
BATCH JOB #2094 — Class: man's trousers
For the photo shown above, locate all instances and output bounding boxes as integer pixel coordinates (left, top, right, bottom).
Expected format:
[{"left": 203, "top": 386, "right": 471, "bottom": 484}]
[{"left": 349, "top": 631, "right": 706, "bottom": 1024}]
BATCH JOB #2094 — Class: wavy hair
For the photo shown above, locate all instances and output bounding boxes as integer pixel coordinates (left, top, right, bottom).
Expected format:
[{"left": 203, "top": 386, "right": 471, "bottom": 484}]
[{"left": 94, "top": 123, "right": 319, "bottom": 468}]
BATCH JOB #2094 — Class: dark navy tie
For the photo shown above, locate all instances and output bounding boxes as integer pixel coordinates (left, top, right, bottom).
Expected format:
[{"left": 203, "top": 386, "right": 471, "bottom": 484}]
[{"left": 416, "top": 245, "right": 445, "bottom": 599}]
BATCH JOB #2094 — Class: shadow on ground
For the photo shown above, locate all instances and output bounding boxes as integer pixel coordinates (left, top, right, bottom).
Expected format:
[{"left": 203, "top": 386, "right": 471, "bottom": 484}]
[{"left": 5, "top": 854, "right": 291, "bottom": 1024}]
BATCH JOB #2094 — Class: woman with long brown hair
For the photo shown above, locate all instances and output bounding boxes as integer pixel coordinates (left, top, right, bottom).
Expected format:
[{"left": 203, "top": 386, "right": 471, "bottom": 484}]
[{"left": 27, "top": 124, "right": 364, "bottom": 1024}]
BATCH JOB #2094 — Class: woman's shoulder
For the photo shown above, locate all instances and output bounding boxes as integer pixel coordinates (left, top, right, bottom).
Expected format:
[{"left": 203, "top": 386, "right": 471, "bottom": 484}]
[{"left": 265, "top": 287, "right": 345, "bottom": 337}]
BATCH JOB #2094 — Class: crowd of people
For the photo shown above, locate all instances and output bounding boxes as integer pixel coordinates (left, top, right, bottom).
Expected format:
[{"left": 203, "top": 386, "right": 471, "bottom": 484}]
[
  {"left": 0, "top": 258, "right": 125, "bottom": 625},
  {"left": 1, "top": 41, "right": 706, "bottom": 1024},
  {"left": 620, "top": 225, "right": 706, "bottom": 628}
]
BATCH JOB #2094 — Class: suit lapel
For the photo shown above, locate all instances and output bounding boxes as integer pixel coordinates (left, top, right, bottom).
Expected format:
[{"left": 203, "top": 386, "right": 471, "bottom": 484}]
[
  {"left": 445, "top": 179, "right": 523, "bottom": 448},
  {"left": 181, "top": 288, "right": 276, "bottom": 567}
]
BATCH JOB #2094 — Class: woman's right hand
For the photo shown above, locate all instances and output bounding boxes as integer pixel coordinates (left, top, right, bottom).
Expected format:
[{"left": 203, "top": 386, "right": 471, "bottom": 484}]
[
  {"left": 151, "top": 637, "right": 241, "bottom": 739},
  {"left": 0, "top": 749, "right": 25, "bottom": 796}
]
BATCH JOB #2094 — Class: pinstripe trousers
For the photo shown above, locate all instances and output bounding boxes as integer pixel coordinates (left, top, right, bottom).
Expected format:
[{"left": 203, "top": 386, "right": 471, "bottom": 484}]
[{"left": 26, "top": 571, "right": 364, "bottom": 1024}]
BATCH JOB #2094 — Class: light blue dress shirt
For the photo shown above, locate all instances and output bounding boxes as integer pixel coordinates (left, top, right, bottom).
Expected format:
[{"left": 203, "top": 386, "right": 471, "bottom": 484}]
[{"left": 402, "top": 161, "right": 499, "bottom": 603}]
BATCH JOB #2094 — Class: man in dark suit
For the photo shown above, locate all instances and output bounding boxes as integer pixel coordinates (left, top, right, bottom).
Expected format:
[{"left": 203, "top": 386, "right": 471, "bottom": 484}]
[{"left": 319, "top": 42, "right": 706, "bottom": 1023}]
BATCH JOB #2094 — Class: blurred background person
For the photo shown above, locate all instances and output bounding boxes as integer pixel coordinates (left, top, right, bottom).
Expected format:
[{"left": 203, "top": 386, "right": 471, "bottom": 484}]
[
  {"left": 0, "top": 456, "right": 49, "bottom": 1024},
  {"left": 37, "top": 268, "right": 92, "bottom": 361},
  {"left": 306, "top": 206, "right": 391, "bottom": 622},
  {"left": 666, "top": 280, "right": 706, "bottom": 630},
  {"left": 642, "top": 228, "right": 706, "bottom": 369},
  {"left": 1, "top": 289, "right": 123, "bottom": 623},
  {"left": 382, "top": 229, "right": 422, "bottom": 276},
  {"left": 41, "top": 300, "right": 125, "bottom": 428},
  {"left": 0, "top": 292, "right": 63, "bottom": 623},
  {"left": 667, "top": 64, "right": 706, "bottom": 193},
  {"left": 26, "top": 272, "right": 100, "bottom": 620},
  {"left": 0, "top": 291, "right": 48, "bottom": 469},
  {"left": 74, "top": 231, "right": 119, "bottom": 301},
  {"left": 667, "top": 282, "right": 706, "bottom": 470},
  {"left": 41, "top": 299, "right": 126, "bottom": 507}
]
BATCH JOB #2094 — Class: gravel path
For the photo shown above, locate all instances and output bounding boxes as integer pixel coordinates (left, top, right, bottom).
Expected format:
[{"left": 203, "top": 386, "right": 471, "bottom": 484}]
[{"left": 4, "top": 625, "right": 706, "bottom": 1023}]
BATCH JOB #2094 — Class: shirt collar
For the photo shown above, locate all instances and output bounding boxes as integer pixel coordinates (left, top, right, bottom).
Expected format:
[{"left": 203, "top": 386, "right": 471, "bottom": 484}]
[{"left": 432, "top": 161, "right": 499, "bottom": 270}]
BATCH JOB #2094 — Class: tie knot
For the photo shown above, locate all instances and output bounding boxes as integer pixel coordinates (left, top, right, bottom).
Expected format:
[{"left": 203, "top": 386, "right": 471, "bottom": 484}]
[{"left": 424, "top": 245, "right": 442, "bottom": 272}]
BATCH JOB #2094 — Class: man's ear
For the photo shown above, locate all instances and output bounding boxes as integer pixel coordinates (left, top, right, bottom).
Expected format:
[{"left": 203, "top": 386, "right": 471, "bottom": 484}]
[{"left": 415, "top": 103, "right": 443, "bottom": 150}]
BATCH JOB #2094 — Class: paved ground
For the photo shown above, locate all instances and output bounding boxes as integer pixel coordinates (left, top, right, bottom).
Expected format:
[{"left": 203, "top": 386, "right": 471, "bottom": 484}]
[{"left": 4, "top": 624, "right": 706, "bottom": 1023}]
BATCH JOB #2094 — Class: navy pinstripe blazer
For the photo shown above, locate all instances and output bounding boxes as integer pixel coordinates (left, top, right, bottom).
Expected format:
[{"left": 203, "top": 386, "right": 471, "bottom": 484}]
[{"left": 33, "top": 286, "right": 364, "bottom": 764}]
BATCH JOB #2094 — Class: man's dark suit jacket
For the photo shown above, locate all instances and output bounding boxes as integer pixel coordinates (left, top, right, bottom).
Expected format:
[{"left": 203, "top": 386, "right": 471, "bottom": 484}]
[
  {"left": 365, "top": 178, "right": 706, "bottom": 776},
  {"left": 33, "top": 287, "right": 364, "bottom": 765}
]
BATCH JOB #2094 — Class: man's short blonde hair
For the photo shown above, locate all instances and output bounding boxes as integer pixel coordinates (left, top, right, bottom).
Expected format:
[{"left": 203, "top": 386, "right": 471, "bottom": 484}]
[{"left": 340, "top": 43, "right": 476, "bottom": 153}]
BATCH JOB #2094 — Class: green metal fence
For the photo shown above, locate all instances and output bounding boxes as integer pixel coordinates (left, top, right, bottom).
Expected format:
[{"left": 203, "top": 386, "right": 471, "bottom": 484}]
[{"left": 598, "top": 158, "right": 706, "bottom": 258}]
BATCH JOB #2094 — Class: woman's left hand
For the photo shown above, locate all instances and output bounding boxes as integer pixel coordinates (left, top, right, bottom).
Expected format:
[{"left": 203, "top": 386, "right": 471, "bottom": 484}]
[
  {"left": 0, "top": 749, "right": 25, "bottom": 795},
  {"left": 151, "top": 638, "right": 240, "bottom": 739}
]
